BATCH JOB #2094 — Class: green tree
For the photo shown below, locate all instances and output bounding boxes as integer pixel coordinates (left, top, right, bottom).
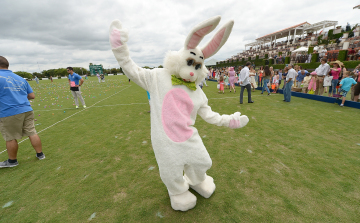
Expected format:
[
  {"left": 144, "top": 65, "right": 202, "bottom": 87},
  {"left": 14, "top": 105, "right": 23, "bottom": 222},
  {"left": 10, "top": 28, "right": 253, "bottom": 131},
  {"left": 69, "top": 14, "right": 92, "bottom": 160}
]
[
  {"left": 158, "top": 65, "right": 163, "bottom": 68},
  {"left": 110, "top": 68, "right": 117, "bottom": 74},
  {"left": 14, "top": 71, "right": 33, "bottom": 79}
]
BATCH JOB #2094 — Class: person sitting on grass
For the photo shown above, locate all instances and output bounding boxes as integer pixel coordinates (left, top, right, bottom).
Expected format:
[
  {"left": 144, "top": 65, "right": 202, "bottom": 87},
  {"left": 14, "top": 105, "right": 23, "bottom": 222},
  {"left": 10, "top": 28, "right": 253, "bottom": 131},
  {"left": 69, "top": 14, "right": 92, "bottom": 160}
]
[{"left": 339, "top": 71, "right": 357, "bottom": 107}]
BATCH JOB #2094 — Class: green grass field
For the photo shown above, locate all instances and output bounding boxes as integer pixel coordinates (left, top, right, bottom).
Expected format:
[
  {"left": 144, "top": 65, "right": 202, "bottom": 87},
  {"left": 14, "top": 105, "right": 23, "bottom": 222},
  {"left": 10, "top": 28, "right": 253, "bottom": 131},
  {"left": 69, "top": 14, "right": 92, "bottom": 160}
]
[{"left": 0, "top": 75, "right": 359, "bottom": 222}]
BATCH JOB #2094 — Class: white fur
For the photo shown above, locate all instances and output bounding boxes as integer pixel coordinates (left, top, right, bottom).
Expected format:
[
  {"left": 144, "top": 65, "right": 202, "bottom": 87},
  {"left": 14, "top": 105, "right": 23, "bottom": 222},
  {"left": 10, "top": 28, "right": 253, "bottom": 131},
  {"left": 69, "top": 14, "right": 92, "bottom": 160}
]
[{"left": 109, "top": 16, "right": 249, "bottom": 211}]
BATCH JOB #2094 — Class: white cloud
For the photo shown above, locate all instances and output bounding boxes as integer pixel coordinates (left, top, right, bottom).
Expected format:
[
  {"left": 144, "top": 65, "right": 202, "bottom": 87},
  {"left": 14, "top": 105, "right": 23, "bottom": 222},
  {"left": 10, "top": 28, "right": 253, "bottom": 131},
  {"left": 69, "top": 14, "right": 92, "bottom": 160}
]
[{"left": 1, "top": 0, "right": 358, "bottom": 72}]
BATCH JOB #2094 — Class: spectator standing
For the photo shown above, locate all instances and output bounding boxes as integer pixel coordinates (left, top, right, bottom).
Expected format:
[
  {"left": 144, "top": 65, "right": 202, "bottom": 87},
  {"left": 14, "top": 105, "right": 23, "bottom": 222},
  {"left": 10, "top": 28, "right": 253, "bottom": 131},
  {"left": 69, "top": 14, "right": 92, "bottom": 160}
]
[
  {"left": 339, "top": 71, "right": 357, "bottom": 107},
  {"left": 296, "top": 70, "right": 308, "bottom": 88},
  {"left": 258, "top": 66, "right": 264, "bottom": 88},
  {"left": 261, "top": 65, "right": 272, "bottom": 95},
  {"left": 314, "top": 58, "right": 330, "bottom": 95},
  {"left": 353, "top": 69, "right": 360, "bottom": 102},
  {"left": 67, "top": 67, "right": 86, "bottom": 109},
  {"left": 96, "top": 73, "right": 101, "bottom": 83},
  {"left": 278, "top": 69, "right": 283, "bottom": 88},
  {"left": 249, "top": 66, "right": 257, "bottom": 91},
  {"left": 284, "top": 64, "right": 297, "bottom": 102},
  {"left": 34, "top": 76, "right": 39, "bottom": 84},
  {"left": 50, "top": 76, "right": 53, "bottom": 82},
  {"left": 239, "top": 62, "right": 254, "bottom": 104},
  {"left": 228, "top": 67, "right": 236, "bottom": 93},
  {"left": 302, "top": 72, "right": 311, "bottom": 93},
  {"left": 348, "top": 48, "right": 356, "bottom": 60},
  {"left": 0, "top": 56, "right": 45, "bottom": 168},
  {"left": 328, "top": 61, "right": 342, "bottom": 97},
  {"left": 282, "top": 67, "right": 288, "bottom": 89}
]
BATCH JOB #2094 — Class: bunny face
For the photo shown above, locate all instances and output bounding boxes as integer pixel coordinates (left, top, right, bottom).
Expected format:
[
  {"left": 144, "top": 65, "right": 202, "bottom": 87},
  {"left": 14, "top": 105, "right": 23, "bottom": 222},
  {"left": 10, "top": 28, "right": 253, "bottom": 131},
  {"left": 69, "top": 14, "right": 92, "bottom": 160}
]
[
  {"left": 177, "top": 48, "right": 206, "bottom": 83},
  {"left": 164, "top": 16, "right": 234, "bottom": 85}
]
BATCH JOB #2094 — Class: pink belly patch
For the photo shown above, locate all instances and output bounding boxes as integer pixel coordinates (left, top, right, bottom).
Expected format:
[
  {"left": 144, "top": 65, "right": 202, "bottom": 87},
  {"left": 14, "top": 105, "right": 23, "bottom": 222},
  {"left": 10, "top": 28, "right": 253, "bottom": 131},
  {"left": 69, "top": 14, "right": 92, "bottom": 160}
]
[{"left": 162, "top": 88, "right": 194, "bottom": 142}]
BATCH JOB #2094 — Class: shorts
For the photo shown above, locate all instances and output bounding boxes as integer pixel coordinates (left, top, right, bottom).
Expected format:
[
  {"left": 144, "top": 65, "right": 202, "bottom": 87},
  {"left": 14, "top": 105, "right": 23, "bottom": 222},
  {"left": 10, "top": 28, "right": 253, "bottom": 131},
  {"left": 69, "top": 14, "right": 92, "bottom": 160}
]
[
  {"left": 354, "top": 83, "right": 360, "bottom": 96},
  {"left": 0, "top": 111, "right": 37, "bottom": 141},
  {"left": 340, "top": 89, "right": 348, "bottom": 97}
]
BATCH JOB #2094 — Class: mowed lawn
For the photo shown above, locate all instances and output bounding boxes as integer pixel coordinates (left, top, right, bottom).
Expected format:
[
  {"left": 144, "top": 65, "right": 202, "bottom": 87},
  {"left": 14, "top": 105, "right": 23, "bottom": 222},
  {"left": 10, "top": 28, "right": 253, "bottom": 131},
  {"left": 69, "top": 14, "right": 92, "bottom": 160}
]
[{"left": 0, "top": 75, "right": 359, "bottom": 222}]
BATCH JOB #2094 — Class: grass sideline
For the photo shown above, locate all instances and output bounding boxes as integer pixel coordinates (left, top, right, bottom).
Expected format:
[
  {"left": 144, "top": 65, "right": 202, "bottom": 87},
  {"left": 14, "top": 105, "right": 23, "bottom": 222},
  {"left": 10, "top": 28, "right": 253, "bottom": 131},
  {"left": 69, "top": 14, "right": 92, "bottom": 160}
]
[{"left": 0, "top": 75, "right": 359, "bottom": 222}]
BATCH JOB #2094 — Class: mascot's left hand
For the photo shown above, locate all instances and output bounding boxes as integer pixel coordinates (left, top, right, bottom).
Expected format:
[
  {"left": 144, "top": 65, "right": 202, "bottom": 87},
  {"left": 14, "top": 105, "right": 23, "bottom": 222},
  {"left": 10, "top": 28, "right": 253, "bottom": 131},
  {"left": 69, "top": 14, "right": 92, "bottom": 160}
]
[
  {"left": 228, "top": 112, "right": 249, "bottom": 129},
  {"left": 109, "top": 20, "right": 129, "bottom": 49}
]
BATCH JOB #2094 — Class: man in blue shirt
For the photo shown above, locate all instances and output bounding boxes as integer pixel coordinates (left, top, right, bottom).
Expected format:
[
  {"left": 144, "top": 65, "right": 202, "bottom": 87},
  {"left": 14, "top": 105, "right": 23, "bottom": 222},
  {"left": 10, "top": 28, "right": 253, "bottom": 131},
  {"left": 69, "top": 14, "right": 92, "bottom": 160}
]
[
  {"left": 67, "top": 67, "right": 86, "bottom": 109},
  {"left": 296, "top": 69, "right": 308, "bottom": 88},
  {"left": 0, "top": 56, "right": 45, "bottom": 168}
]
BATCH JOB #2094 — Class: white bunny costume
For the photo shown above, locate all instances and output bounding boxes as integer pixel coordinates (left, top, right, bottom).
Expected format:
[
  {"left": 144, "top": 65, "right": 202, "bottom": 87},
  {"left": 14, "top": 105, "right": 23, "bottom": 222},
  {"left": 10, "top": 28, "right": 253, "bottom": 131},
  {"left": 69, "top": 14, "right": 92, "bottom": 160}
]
[{"left": 109, "top": 16, "right": 249, "bottom": 211}]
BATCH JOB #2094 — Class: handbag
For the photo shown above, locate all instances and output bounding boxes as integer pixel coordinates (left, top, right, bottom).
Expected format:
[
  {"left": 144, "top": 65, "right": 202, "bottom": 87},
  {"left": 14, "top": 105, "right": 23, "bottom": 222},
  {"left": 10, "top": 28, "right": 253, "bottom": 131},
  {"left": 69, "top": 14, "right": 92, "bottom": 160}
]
[
  {"left": 217, "top": 84, "right": 220, "bottom": 89},
  {"left": 271, "top": 84, "right": 276, "bottom": 89},
  {"left": 308, "top": 89, "right": 314, "bottom": 94}
]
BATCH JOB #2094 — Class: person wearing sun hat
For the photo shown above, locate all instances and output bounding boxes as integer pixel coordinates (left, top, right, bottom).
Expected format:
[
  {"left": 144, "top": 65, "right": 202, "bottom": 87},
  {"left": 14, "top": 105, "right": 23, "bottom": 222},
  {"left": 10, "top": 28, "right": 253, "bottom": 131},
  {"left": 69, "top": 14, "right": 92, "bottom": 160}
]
[{"left": 328, "top": 60, "right": 343, "bottom": 97}]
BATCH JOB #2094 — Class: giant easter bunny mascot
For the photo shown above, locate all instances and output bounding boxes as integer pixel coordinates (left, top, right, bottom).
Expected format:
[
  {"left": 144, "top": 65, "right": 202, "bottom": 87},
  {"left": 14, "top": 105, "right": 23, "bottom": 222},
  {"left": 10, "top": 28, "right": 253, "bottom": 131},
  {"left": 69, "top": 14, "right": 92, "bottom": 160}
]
[{"left": 109, "top": 16, "right": 249, "bottom": 211}]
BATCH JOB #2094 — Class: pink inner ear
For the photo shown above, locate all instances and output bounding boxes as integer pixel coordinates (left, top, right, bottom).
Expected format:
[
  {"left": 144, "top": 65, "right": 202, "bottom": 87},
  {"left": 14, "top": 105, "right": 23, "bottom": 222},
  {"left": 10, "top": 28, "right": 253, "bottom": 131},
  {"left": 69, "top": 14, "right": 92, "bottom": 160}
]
[
  {"left": 187, "top": 25, "right": 213, "bottom": 50},
  {"left": 202, "top": 28, "right": 226, "bottom": 59}
]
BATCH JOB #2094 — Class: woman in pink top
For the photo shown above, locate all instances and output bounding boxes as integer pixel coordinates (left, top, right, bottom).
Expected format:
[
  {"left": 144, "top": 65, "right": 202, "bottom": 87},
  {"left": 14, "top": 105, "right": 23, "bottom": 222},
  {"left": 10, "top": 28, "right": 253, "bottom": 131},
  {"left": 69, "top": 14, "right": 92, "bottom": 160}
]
[
  {"left": 228, "top": 67, "right": 236, "bottom": 93},
  {"left": 328, "top": 61, "right": 341, "bottom": 97}
]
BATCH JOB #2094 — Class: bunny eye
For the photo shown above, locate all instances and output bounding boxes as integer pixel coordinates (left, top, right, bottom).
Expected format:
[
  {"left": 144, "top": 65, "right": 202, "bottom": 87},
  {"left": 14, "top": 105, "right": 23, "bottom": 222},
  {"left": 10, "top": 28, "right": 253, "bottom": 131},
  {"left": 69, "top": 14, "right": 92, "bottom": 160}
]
[
  {"left": 195, "top": 64, "right": 202, "bottom": 70},
  {"left": 187, "top": 59, "right": 194, "bottom": 66}
]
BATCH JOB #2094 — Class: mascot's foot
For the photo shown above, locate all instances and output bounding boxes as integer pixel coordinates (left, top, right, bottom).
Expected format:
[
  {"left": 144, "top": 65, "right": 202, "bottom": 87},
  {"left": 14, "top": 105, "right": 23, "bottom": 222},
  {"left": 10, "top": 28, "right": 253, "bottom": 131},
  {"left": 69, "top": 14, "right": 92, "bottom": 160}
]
[
  {"left": 190, "top": 175, "right": 216, "bottom": 198},
  {"left": 169, "top": 190, "right": 197, "bottom": 211}
]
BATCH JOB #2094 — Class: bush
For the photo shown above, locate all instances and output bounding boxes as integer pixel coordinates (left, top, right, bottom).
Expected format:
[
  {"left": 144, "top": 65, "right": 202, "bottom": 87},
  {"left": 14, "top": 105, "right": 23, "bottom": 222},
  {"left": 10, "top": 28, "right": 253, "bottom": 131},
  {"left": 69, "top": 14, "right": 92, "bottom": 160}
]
[
  {"left": 285, "top": 57, "right": 290, "bottom": 64},
  {"left": 265, "top": 54, "right": 268, "bottom": 59},
  {"left": 338, "top": 50, "right": 348, "bottom": 61},
  {"left": 308, "top": 46, "right": 314, "bottom": 54},
  {"left": 343, "top": 60, "right": 360, "bottom": 69},
  {"left": 311, "top": 53, "right": 319, "bottom": 63},
  {"left": 328, "top": 29, "right": 334, "bottom": 40},
  {"left": 269, "top": 59, "right": 274, "bottom": 65},
  {"left": 278, "top": 52, "right": 282, "bottom": 56}
]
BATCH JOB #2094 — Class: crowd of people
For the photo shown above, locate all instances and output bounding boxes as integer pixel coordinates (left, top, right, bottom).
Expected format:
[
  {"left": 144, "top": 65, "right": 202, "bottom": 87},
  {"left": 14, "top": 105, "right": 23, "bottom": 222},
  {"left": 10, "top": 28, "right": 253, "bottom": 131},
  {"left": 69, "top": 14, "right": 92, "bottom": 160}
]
[{"left": 207, "top": 59, "right": 360, "bottom": 105}]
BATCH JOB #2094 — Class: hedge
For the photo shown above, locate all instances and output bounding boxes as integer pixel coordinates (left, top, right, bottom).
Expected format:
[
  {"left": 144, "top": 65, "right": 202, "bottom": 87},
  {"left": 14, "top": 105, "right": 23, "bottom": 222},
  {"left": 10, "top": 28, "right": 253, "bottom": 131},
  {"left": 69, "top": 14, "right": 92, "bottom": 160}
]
[
  {"left": 338, "top": 50, "right": 348, "bottom": 61},
  {"left": 285, "top": 57, "right": 290, "bottom": 64},
  {"left": 278, "top": 52, "right": 282, "bottom": 56},
  {"left": 328, "top": 29, "right": 334, "bottom": 40},
  {"left": 308, "top": 46, "right": 314, "bottom": 54},
  {"left": 269, "top": 59, "right": 274, "bottom": 65},
  {"left": 311, "top": 53, "right": 319, "bottom": 63},
  {"left": 265, "top": 54, "right": 268, "bottom": 59}
]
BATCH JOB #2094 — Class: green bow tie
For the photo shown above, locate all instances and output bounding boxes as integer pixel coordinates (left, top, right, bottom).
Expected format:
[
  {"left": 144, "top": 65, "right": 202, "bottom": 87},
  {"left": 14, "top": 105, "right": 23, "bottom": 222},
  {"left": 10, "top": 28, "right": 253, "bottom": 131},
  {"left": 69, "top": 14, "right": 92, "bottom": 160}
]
[{"left": 171, "top": 75, "right": 197, "bottom": 91}]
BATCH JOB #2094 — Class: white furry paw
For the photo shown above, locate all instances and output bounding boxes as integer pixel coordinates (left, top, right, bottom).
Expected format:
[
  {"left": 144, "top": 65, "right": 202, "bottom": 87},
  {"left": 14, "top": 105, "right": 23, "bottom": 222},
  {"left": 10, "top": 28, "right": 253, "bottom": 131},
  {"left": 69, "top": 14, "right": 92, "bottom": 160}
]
[
  {"left": 109, "top": 20, "right": 129, "bottom": 49},
  {"left": 170, "top": 190, "right": 197, "bottom": 211},
  {"left": 229, "top": 112, "right": 249, "bottom": 129},
  {"left": 190, "top": 175, "right": 216, "bottom": 198}
]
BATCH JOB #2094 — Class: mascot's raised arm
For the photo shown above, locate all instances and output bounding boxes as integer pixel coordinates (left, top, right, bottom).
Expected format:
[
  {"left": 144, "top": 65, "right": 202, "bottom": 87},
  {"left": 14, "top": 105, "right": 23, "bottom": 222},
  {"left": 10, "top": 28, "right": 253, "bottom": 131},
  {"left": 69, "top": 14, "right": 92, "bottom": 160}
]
[{"left": 109, "top": 16, "right": 249, "bottom": 211}]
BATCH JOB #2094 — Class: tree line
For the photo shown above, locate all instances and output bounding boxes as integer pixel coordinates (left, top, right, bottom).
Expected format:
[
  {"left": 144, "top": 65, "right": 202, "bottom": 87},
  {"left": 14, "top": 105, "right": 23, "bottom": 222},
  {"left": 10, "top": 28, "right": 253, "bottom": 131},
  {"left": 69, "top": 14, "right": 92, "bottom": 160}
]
[{"left": 14, "top": 65, "right": 163, "bottom": 79}]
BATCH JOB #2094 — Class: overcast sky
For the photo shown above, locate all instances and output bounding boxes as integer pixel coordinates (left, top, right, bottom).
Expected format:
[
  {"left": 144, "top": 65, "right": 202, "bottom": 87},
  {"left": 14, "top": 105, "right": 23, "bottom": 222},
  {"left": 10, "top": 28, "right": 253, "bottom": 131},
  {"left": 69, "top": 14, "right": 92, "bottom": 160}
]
[{"left": 1, "top": 0, "right": 359, "bottom": 73}]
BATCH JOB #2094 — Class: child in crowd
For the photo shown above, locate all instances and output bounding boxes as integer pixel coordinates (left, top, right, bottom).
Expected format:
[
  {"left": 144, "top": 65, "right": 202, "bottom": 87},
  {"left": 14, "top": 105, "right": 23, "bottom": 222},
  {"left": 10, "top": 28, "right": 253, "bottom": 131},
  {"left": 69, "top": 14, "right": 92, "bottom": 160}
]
[
  {"left": 308, "top": 71, "right": 317, "bottom": 93},
  {"left": 224, "top": 74, "right": 229, "bottom": 89},
  {"left": 272, "top": 71, "right": 279, "bottom": 93},
  {"left": 323, "top": 74, "right": 333, "bottom": 94},
  {"left": 339, "top": 71, "right": 357, "bottom": 107},
  {"left": 302, "top": 72, "right": 311, "bottom": 93},
  {"left": 218, "top": 75, "right": 225, "bottom": 94}
]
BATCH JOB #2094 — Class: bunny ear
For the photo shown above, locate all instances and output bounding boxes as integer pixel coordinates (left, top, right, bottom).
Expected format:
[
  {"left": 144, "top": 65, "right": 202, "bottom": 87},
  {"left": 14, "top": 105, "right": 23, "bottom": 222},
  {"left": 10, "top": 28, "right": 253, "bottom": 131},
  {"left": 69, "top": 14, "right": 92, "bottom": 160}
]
[
  {"left": 201, "top": 20, "right": 234, "bottom": 59},
  {"left": 184, "top": 16, "right": 221, "bottom": 50}
]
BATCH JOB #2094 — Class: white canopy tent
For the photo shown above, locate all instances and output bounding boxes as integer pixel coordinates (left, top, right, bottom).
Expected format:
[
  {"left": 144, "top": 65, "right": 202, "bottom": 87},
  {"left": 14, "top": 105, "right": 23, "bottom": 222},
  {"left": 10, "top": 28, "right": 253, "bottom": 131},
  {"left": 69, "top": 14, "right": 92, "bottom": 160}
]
[{"left": 292, "top": 47, "right": 308, "bottom": 53}]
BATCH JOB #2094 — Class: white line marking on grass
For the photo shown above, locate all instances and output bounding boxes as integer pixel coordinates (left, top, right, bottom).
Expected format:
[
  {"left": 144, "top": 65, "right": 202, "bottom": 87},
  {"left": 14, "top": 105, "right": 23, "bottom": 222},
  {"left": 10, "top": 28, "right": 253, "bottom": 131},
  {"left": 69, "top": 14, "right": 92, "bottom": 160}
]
[
  {"left": 209, "top": 95, "right": 268, "bottom": 100},
  {"left": 88, "top": 212, "right": 96, "bottom": 221},
  {"left": 2, "top": 201, "right": 13, "bottom": 208},
  {"left": 33, "top": 103, "right": 147, "bottom": 112},
  {"left": 0, "top": 86, "right": 131, "bottom": 155}
]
